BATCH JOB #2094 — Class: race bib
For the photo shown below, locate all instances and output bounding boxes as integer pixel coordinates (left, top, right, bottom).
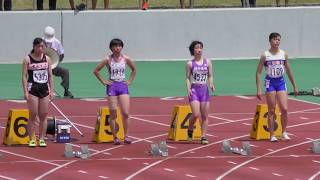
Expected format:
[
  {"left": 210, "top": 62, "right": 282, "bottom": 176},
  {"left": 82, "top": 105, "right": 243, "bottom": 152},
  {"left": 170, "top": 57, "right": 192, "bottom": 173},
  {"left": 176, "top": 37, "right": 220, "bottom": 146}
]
[
  {"left": 267, "top": 64, "right": 285, "bottom": 78},
  {"left": 33, "top": 70, "right": 48, "bottom": 83},
  {"left": 192, "top": 73, "right": 207, "bottom": 84},
  {"left": 111, "top": 68, "right": 125, "bottom": 81}
]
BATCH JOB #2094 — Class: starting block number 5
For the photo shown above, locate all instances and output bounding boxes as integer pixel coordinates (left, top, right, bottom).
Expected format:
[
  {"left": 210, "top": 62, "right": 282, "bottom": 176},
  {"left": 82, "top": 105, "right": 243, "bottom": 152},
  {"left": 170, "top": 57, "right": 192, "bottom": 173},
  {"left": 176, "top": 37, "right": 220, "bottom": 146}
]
[
  {"left": 3, "top": 109, "right": 30, "bottom": 145},
  {"left": 93, "top": 107, "right": 124, "bottom": 143}
]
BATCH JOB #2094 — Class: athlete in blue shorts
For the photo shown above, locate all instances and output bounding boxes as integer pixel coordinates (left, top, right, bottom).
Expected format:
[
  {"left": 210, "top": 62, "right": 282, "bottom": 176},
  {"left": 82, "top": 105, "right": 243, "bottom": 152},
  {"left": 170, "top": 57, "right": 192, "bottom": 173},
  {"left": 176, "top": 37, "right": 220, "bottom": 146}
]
[
  {"left": 256, "top": 32, "right": 298, "bottom": 142},
  {"left": 185, "top": 41, "right": 215, "bottom": 145}
]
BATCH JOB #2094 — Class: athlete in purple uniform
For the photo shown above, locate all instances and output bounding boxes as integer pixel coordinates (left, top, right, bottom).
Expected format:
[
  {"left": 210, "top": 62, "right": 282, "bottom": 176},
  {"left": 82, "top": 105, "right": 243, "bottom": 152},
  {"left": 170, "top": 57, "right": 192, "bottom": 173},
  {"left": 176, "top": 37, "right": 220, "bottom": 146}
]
[
  {"left": 256, "top": 32, "right": 298, "bottom": 142},
  {"left": 22, "top": 38, "right": 54, "bottom": 147},
  {"left": 186, "top": 41, "right": 215, "bottom": 145},
  {"left": 94, "top": 38, "right": 136, "bottom": 145}
]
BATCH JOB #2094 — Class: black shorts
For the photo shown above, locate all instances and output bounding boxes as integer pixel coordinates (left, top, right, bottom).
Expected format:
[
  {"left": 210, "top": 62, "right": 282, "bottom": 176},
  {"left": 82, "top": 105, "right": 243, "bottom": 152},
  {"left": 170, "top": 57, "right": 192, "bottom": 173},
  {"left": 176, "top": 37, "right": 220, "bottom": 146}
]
[{"left": 28, "top": 82, "right": 49, "bottom": 98}]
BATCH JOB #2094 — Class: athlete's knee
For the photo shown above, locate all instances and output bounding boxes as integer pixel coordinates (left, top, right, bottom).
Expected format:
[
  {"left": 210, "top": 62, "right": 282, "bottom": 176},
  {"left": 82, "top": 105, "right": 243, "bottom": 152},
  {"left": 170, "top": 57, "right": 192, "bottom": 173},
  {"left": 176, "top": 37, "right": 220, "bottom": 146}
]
[
  {"left": 110, "top": 110, "right": 117, "bottom": 119},
  {"left": 38, "top": 112, "right": 48, "bottom": 121},
  {"left": 121, "top": 112, "right": 129, "bottom": 120},
  {"left": 192, "top": 113, "right": 200, "bottom": 120},
  {"left": 281, "top": 108, "right": 288, "bottom": 115}
]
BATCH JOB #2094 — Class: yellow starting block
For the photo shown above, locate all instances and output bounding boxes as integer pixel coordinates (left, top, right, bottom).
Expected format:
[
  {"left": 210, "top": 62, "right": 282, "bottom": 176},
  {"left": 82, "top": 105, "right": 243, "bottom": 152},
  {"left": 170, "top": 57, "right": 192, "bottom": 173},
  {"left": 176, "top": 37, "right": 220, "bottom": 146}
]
[
  {"left": 3, "top": 109, "right": 30, "bottom": 145},
  {"left": 93, "top": 107, "right": 124, "bottom": 143},
  {"left": 250, "top": 104, "right": 282, "bottom": 140},
  {"left": 168, "top": 105, "right": 201, "bottom": 141}
]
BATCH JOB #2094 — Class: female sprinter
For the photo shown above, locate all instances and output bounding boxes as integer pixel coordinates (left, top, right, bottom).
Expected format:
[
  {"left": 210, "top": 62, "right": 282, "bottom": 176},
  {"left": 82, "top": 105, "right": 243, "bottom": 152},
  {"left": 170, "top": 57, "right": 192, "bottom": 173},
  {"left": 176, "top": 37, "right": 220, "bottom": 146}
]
[
  {"left": 22, "top": 37, "right": 54, "bottom": 147},
  {"left": 94, "top": 38, "right": 136, "bottom": 145},
  {"left": 186, "top": 40, "right": 215, "bottom": 145},
  {"left": 256, "top": 32, "right": 298, "bottom": 142}
]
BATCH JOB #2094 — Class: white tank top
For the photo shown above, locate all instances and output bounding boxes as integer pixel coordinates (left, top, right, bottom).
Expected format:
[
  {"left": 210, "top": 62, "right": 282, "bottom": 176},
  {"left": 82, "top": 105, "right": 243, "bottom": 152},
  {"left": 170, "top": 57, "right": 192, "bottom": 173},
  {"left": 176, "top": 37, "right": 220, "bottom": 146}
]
[
  {"left": 109, "top": 55, "right": 126, "bottom": 82},
  {"left": 264, "top": 49, "right": 286, "bottom": 78}
]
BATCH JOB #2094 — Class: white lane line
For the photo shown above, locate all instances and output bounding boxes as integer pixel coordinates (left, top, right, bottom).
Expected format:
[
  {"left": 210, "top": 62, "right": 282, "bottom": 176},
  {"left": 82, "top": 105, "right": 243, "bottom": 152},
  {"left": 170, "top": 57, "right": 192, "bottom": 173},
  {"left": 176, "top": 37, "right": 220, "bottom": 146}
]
[
  {"left": 312, "top": 160, "right": 320, "bottom": 164},
  {"left": 208, "top": 115, "right": 234, "bottom": 122},
  {"left": 249, "top": 167, "right": 260, "bottom": 171},
  {"left": 125, "top": 134, "right": 249, "bottom": 180},
  {"left": 207, "top": 133, "right": 217, "bottom": 137},
  {"left": 289, "top": 97, "right": 320, "bottom": 106},
  {"left": 235, "top": 96, "right": 254, "bottom": 100},
  {"left": 7, "top": 100, "right": 26, "bottom": 103},
  {"left": 272, "top": 173, "right": 283, "bottom": 177},
  {"left": 242, "top": 123, "right": 251, "bottom": 126},
  {"left": 216, "top": 120, "right": 320, "bottom": 180},
  {"left": 306, "top": 138, "right": 314, "bottom": 141},
  {"left": 130, "top": 116, "right": 169, "bottom": 127},
  {"left": 206, "top": 156, "right": 216, "bottom": 159},
  {"left": 0, "top": 149, "right": 60, "bottom": 167},
  {"left": 249, "top": 144, "right": 259, "bottom": 148},
  {"left": 0, "top": 175, "right": 17, "bottom": 180},
  {"left": 289, "top": 154, "right": 300, "bottom": 157},
  {"left": 35, "top": 133, "right": 168, "bottom": 180},
  {"left": 98, "top": 176, "right": 109, "bottom": 179},
  {"left": 227, "top": 161, "right": 237, "bottom": 165},
  {"left": 216, "top": 138, "right": 320, "bottom": 180},
  {"left": 160, "top": 97, "right": 184, "bottom": 101},
  {"left": 78, "top": 170, "right": 88, "bottom": 174},
  {"left": 164, "top": 168, "right": 174, "bottom": 172},
  {"left": 300, "top": 117, "right": 309, "bottom": 120},
  {"left": 267, "top": 149, "right": 274, "bottom": 152},
  {"left": 309, "top": 171, "right": 320, "bottom": 180},
  {"left": 185, "top": 174, "right": 196, "bottom": 178},
  {"left": 208, "top": 117, "right": 252, "bottom": 127},
  {"left": 143, "top": 163, "right": 149, "bottom": 165},
  {"left": 80, "top": 98, "right": 107, "bottom": 102}
]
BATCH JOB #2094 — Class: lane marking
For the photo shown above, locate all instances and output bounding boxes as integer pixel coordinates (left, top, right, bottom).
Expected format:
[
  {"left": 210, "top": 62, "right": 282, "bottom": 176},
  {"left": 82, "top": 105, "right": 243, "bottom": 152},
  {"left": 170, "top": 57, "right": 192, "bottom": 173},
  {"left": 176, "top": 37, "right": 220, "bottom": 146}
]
[
  {"left": 130, "top": 116, "right": 169, "bottom": 127},
  {"left": 242, "top": 123, "right": 251, "bottom": 126},
  {"left": 7, "top": 100, "right": 26, "bottom": 103},
  {"left": 98, "top": 176, "right": 109, "bottom": 179},
  {"left": 0, "top": 149, "right": 60, "bottom": 167},
  {"left": 36, "top": 133, "right": 168, "bottom": 179},
  {"left": 80, "top": 98, "right": 107, "bottom": 102},
  {"left": 160, "top": 97, "right": 184, "bottom": 101},
  {"left": 289, "top": 98, "right": 320, "bottom": 106},
  {"left": 272, "top": 173, "right": 283, "bottom": 177},
  {"left": 249, "top": 167, "right": 260, "bottom": 171},
  {"left": 78, "top": 170, "right": 88, "bottom": 174},
  {"left": 300, "top": 117, "right": 309, "bottom": 120},
  {"left": 164, "top": 168, "right": 174, "bottom": 172},
  {"left": 185, "top": 174, "right": 196, "bottom": 178},
  {"left": 235, "top": 96, "right": 254, "bottom": 100},
  {"left": 208, "top": 115, "right": 234, "bottom": 122},
  {"left": 0, "top": 175, "right": 17, "bottom": 180},
  {"left": 309, "top": 171, "right": 320, "bottom": 180},
  {"left": 227, "top": 161, "right": 237, "bottom": 165},
  {"left": 312, "top": 160, "right": 320, "bottom": 164},
  {"left": 290, "top": 155, "right": 300, "bottom": 158}
]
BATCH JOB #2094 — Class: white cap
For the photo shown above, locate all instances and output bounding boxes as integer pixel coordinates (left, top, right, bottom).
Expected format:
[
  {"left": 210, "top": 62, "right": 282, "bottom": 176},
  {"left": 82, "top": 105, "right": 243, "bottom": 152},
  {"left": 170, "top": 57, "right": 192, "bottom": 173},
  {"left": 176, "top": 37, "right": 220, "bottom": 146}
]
[{"left": 44, "top": 26, "right": 55, "bottom": 43}]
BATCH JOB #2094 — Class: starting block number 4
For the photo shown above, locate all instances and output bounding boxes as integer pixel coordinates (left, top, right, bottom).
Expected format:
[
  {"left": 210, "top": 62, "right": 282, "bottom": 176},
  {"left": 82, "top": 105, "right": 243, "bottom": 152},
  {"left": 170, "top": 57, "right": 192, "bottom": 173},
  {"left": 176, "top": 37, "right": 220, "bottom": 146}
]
[
  {"left": 3, "top": 109, "right": 30, "bottom": 145},
  {"left": 93, "top": 107, "right": 124, "bottom": 143},
  {"left": 250, "top": 104, "right": 282, "bottom": 140},
  {"left": 168, "top": 105, "right": 201, "bottom": 141}
]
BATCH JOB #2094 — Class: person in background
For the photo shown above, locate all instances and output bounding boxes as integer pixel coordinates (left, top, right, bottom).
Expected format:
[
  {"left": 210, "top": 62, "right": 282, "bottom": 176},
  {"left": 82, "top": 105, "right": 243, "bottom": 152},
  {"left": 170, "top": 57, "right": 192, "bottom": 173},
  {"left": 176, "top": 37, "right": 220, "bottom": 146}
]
[
  {"left": 276, "top": 0, "right": 289, "bottom": 7},
  {"left": 43, "top": 26, "right": 74, "bottom": 98},
  {"left": 180, "top": 0, "right": 194, "bottom": 8},
  {"left": 0, "top": 0, "right": 12, "bottom": 11}
]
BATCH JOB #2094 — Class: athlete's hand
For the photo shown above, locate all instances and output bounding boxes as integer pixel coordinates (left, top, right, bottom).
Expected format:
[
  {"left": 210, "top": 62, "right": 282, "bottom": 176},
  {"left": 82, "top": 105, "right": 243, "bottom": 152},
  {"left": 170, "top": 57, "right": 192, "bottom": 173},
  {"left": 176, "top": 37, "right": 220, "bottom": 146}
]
[
  {"left": 24, "top": 91, "right": 29, "bottom": 100},
  {"left": 125, "top": 80, "right": 132, "bottom": 85},
  {"left": 256, "top": 90, "right": 262, "bottom": 100},
  {"left": 49, "top": 91, "right": 55, "bottom": 100},
  {"left": 103, "top": 80, "right": 113, "bottom": 86},
  {"left": 210, "top": 84, "right": 215, "bottom": 93},
  {"left": 187, "top": 88, "right": 192, "bottom": 98},
  {"left": 294, "top": 87, "right": 299, "bottom": 96}
]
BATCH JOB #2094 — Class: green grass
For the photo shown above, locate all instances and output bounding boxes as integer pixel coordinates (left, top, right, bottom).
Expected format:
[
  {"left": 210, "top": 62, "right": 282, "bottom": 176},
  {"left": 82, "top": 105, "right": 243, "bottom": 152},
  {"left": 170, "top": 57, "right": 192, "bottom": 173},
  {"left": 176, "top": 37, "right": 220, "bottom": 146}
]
[{"left": 11, "top": 0, "right": 320, "bottom": 10}]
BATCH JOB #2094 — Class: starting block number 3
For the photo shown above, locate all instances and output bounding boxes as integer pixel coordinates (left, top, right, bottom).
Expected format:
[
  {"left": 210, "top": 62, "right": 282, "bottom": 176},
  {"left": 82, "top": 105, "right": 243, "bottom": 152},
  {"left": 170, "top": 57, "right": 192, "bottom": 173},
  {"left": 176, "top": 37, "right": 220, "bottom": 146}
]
[
  {"left": 168, "top": 105, "right": 201, "bottom": 141},
  {"left": 3, "top": 109, "right": 30, "bottom": 145},
  {"left": 93, "top": 107, "right": 124, "bottom": 143}
]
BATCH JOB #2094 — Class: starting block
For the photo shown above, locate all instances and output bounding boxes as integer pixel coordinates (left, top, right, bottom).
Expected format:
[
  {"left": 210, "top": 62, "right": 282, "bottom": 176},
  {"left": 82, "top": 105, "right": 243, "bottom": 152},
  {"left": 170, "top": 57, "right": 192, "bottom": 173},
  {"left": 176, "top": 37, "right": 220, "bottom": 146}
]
[
  {"left": 221, "top": 140, "right": 252, "bottom": 156},
  {"left": 149, "top": 141, "right": 169, "bottom": 157},
  {"left": 168, "top": 105, "right": 201, "bottom": 141},
  {"left": 93, "top": 107, "right": 124, "bottom": 143},
  {"left": 250, "top": 104, "right": 282, "bottom": 140},
  {"left": 64, "top": 143, "right": 74, "bottom": 158},
  {"left": 64, "top": 143, "right": 90, "bottom": 159},
  {"left": 312, "top": 141, "right": 320, "bottom": 153}
]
